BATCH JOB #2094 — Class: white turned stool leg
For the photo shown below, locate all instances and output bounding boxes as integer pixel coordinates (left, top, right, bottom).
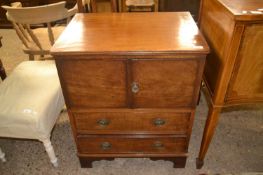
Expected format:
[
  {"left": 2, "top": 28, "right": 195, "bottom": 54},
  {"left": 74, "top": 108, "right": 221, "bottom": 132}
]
[
  {"left": 0, "top": 147, "right": 6, "bottom": 162},
  {"left": 41, "top": 138, "right": 58, "bottom": 167}
]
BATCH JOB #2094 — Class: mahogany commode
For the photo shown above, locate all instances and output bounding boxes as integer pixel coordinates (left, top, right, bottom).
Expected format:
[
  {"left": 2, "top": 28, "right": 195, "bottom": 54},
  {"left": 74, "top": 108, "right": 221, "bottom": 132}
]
[{"left": 51, "top": 12, "right": 209, "bottom": 168}]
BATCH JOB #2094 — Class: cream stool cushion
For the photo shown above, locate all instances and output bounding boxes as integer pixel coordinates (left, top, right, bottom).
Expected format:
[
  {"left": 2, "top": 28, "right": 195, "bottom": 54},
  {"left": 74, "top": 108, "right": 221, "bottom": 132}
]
[{"left": 0, "top": 60, "right": 64, "bottom": 140}]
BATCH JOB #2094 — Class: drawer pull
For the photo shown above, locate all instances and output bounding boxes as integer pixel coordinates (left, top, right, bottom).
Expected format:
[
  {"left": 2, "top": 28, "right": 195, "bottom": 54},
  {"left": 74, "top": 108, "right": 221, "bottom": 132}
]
[
  {"left": 154, "top": 118, "right": 166, "bottom": 126},
  {"left": 131, "top": 82, "right": 139, "bottom": 93},
  {"left": 101, "top": 142, "right": 112, "bottom": 150},
  {"left": 153, "top": 141, "right": 164, "bottom": 149},
  {"left": 97, "top": 119, "right": 110, "bottom": 126}
]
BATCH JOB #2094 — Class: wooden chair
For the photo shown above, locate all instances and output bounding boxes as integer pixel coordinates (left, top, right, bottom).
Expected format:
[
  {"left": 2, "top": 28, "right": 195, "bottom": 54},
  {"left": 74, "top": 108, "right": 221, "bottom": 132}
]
[
  {"left": 89, "top": 0, "right": 118, "bottom": 12},
  {"left": 2, "top": 1, "right": 78, "bottom": 60},
  {"left": 0, "top": 59, "right": 6, "bottom": 80},
  {"left": 0, "top": 60, "right": 65, "bottom": 167},
  {"left": 124, "top": 0, "right": 158, "bottom": 12},
  {"left": 0, "top": 37, "right": 7, "bottom": 80}
]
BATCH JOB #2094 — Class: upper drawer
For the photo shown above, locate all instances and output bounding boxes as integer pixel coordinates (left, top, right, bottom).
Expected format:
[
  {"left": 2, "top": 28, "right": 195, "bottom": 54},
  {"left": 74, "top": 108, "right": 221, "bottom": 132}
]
[
  {"left": 130, "top": 59, "right": 203, "bottom": 108},
  {"left": 73, "top": 111, "right": 191, "bottom": 134}
]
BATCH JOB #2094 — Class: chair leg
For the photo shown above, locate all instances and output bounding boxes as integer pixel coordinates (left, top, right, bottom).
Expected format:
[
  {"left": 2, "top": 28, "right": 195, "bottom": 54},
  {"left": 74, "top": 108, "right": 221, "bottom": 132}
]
[
  {"left": 41, "top": 138, "right": 58, "bottom": 167},
  {"left": 29, "top": 54, "right": 34, "bottom": 61},
  {"left": 0, "top": 147, "right": 6, "bottom": 162}
]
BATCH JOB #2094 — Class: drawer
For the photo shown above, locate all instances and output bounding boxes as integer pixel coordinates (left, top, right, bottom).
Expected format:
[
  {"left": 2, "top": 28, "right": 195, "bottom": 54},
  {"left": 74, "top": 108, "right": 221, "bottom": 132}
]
[
  {"left": 74, "top": 112, "right": 191, "bottom": 134},
  {"left": 77, "top": 135, "right": 187, "bottom": 154}
]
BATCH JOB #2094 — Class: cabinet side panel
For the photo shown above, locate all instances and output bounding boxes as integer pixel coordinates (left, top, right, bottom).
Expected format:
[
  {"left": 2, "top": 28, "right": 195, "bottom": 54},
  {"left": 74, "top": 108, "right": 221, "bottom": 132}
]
[
  {"left": 200, "top": 0, "right": 235, "bottom": 98},
  {"left": 226, "top": 24, "right": 263, "bottom": 103}
]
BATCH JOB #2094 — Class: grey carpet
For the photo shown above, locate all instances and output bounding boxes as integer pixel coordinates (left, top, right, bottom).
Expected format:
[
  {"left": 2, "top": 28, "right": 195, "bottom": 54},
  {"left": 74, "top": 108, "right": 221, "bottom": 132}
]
[{"left": 0, "top": 29, "right": 263, "bottom": 174}]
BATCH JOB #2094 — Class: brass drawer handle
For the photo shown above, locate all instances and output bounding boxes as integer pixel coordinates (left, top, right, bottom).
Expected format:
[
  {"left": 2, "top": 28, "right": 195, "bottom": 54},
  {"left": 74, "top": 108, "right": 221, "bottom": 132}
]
[
  {"left": 153, "top": 141, "right": 164, "bottom": 149},
  {"left": 131, "top": 82, "right": 139, "bottom": 93},
  {"left": 97, "top": 119, "right": 110, "bottom": 126},
  {"left": 101, "top": 142, "right": 112, "bottom": 150},
  {"left": 154, "top": 118, "right": 165, "bottom": 126}
]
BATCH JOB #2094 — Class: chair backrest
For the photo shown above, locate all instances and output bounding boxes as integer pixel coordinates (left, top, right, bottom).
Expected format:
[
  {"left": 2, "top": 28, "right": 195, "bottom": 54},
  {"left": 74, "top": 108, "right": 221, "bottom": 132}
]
[
  {"left": 3, "top": 1, "right": 74, "bottom": 24},
  {"left": 125, "top": 0, "right": 158, "bottom": 12},
  {"left": 1, "top": 1, "right": 78, "bottom": 59}
]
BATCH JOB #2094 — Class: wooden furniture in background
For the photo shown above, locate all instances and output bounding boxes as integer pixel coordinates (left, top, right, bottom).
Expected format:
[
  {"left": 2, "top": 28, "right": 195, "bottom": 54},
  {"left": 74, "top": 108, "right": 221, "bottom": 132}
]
[
  {"left": 89, "top": 0, "right": 117, "bottom": 12},
  {"left": 197, "top": 0, "right": 263, "bottom": 169},
  {"left": 0, "top": 36, "right": 7, "bottom": 80},
  {"left": 51, "top": 12, "right": 209, "bottom": 168},
  {"left": 2, "top": 1, "right": 77, "bottom": 60},
  {"left": 0, "top": 59, "right": 6, "bottom": 80},
  {"left": 0, "top": 0, "right": 77, "bottom": 28},
  {"left": 0, "top": 36, "right": 6, "bottom": 162},
  {"left": 159, "top": 0, "right": 200, "bottom": 21},
  {"left": 124, "top": 0, "right": 158, "bottom": 12}
]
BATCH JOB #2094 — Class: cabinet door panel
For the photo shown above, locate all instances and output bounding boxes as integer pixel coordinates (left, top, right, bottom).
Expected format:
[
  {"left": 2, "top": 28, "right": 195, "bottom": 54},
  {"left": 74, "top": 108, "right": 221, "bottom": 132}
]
[
  {"left": 131, "top": 59, "right": 200, "bottom": 108},
  {"left": 57, "top": 59, "right": 127, "bottom": 108},
  {"left": 226, "top": 24, "right": 263, "bottom": 103}
]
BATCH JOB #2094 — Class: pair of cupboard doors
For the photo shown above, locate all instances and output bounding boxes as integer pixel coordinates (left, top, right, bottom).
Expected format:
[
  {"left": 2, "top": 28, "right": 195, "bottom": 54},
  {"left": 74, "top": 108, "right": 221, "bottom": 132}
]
[{"left": 56, "top": 56, "right": 205, "bottom": 110}]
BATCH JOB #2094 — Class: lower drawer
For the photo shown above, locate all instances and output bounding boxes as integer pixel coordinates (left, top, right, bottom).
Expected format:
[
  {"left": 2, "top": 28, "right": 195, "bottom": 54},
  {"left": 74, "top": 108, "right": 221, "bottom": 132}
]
[
  {"left": 77, "top": 135, "right": 187, "bottom": 154},
  {"left": 74, "top": 112, "right": 191, "bottom": 134}
]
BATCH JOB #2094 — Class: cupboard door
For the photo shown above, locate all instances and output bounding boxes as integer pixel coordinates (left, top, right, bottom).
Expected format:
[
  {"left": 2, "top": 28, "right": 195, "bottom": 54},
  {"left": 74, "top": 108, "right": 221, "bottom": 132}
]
[
  {"left": 57, "top": 59, "right": 127, "bottom": 108},
  {"left": 130, "top": 59, "right": 201, "bottom": 108},
  {"left": 226, "top": 24, "right": 263, "bottom": 103}
]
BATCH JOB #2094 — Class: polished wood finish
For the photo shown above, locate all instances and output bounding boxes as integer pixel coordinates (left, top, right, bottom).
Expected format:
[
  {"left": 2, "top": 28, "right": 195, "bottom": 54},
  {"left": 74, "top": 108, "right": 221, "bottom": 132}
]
[
  {"left": 77, "top": 135, "right": 187, "bottom": 154},
  {"left": 74, "top": 111, "right": 190, "bottom": 134},
  {"left": 131, "top": 59, "right": 201, "bottom": 108},
  {"left": 0, "top": 36, "right": 7, "bottom": 80},
  {"left": 197, "top": 0, "right": 263, "bottom": 168},
  {"left": 52, "top": 13, "right": 209, "bottom": 54},
  {"left": 51, "top": 12, "right": 209, "bottom": 168},
  {"left": 57, "top": 59, "right": 127, "bottom": 108}
]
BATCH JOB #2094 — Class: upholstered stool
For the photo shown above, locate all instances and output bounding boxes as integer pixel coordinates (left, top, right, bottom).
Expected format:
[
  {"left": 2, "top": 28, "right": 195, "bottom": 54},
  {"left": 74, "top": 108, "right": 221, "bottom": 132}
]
[{"left": 0, "top": 60, "right": 64, "bottom": 167}]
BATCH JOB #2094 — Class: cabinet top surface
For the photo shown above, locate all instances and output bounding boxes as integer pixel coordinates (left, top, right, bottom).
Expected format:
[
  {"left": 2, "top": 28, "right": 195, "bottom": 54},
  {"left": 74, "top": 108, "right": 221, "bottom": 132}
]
[
  {"left": 217, "top": 0, "right": 263, "bottom": 20},
  {"left": 51, "top": 12, "right": 209, "bottom": 56}
]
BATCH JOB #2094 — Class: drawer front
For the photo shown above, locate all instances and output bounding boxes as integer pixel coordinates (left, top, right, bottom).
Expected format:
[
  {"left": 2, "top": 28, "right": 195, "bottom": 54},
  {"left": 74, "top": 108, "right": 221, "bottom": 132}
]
[
  {"left": 77, "top": 135, "right": 187, "bottom": 154},
  {"left": 74, "top": 112, "right": 191, "bottom": 134},
  {"left": 131, "top": 59, "right": 203, "bottom": 108}
]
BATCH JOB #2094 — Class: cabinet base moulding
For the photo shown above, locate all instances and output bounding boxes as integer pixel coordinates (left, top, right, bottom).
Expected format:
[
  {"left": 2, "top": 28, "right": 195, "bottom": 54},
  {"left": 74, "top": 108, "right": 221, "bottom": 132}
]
[{"left": 79, "top": 156, "right": 187, "bottom": 168}]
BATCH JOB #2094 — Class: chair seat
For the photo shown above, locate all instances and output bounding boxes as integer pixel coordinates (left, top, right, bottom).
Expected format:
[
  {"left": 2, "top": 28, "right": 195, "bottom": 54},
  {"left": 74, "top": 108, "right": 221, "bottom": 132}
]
[
  {"left": 0, "top": 61, "right": 64, "bottom": 140},
  {"left": 23, "top": 26, "right": 65, "bottom": 54},
  {"left": 126, "top": 0, "right": 154, "bottom": 6}
]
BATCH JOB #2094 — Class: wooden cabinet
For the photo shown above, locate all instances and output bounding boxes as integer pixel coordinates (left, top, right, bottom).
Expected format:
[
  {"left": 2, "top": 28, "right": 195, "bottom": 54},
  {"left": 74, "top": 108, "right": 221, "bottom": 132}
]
[
  {"left": 159, "top": 0, "right": 201, "bottom": 21},
  {"left": 197, "top": 0, "right": 263, "bottom": 169},
  {"left": 51, "top": 12, "right": 209, "bottom": 168},
  {"left": 0, "top": 0, "right": 76, "bottom": 28}
]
